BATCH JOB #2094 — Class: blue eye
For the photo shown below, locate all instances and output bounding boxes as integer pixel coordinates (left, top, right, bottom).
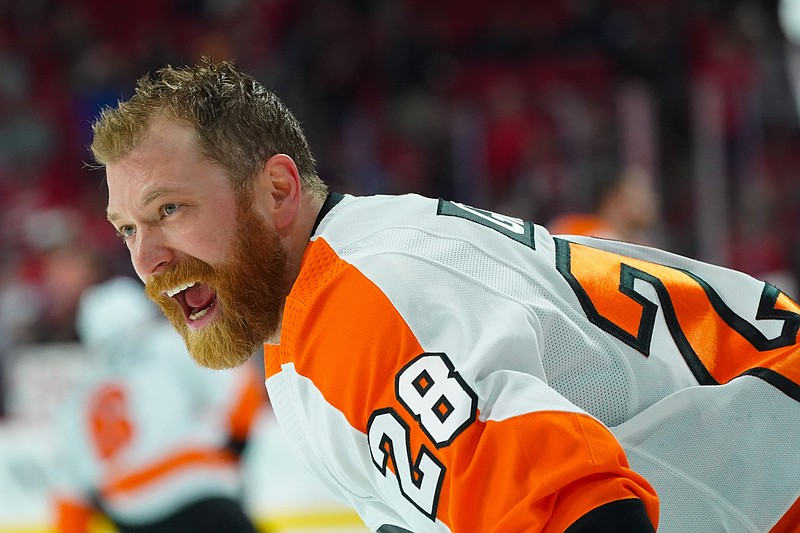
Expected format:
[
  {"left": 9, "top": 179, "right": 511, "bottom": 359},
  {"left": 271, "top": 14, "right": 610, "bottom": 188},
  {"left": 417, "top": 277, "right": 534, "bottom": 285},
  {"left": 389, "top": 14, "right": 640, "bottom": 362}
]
[
  {"left": 117, "top": 225, "right": 136, "bottom": 239},
  {"left": 162, "top": 203, "right": 179, "bottom": 216}
]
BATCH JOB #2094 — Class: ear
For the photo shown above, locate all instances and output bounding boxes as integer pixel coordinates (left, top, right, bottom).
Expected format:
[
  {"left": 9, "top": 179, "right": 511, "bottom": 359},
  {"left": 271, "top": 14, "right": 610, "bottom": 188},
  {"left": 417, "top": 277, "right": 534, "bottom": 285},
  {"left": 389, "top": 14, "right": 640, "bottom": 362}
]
[{"left": 255, "top": 154, "right": 301, "bottom": 230}]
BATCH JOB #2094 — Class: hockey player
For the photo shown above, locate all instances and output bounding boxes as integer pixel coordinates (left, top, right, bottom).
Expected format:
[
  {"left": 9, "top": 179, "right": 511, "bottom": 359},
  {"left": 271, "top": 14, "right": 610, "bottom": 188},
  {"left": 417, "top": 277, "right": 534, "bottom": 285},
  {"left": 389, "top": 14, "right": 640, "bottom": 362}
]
[
  {"left": 51, "top": 276, "right": 265, "bottom": 533},
  {"left": 91, "top": 59, "right": 799, "bottom": 532}
]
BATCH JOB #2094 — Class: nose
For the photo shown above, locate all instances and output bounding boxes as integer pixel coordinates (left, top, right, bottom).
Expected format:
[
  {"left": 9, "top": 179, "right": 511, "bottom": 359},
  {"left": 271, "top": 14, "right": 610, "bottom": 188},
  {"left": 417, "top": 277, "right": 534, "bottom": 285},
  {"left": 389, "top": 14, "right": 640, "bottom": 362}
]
[{"left": 130, "top": 226, "right": 174, "bottom": 281}]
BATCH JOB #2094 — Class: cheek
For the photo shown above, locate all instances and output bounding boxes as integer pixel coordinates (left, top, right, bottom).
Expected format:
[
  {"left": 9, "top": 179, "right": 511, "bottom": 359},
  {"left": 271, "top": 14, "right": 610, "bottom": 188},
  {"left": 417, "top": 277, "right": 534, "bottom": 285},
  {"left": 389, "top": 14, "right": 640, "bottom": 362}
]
[{"left": 183, "top": 224, "right": 237, "bottom": 266}]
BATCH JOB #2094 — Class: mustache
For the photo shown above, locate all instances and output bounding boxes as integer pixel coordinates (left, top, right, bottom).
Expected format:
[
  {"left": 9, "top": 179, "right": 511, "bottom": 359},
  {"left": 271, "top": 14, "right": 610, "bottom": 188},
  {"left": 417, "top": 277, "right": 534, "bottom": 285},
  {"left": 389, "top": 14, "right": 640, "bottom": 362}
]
[{"left": 145, "top": 257, "right": 217, "bottom": 302}]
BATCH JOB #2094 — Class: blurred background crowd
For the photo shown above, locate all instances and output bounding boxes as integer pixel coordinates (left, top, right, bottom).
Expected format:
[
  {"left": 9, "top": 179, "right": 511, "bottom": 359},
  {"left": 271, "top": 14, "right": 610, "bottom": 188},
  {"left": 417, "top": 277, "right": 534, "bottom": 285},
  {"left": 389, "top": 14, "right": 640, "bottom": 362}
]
[{"left": 0, "top": 0, "right": 799, "bottom": 529}]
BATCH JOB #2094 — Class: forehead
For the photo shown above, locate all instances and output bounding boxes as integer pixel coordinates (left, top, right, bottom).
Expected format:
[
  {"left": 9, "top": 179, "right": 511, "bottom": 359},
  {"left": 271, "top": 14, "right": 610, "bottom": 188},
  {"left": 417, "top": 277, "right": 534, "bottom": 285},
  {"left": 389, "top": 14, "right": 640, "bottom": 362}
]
[
  {"left": 108, "top": 115, "right": 202, "bottom": 180},
  {"left": 105, "top": 117, "right": 229, "bottom": 215}
]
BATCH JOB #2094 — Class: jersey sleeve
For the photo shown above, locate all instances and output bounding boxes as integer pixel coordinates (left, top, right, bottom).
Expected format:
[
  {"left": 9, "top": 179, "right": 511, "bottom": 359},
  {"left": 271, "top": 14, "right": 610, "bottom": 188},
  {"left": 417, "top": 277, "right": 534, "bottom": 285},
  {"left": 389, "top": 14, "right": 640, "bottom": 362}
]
[{"left": 265, "top": 237, "right": 659, "bottom": 532}]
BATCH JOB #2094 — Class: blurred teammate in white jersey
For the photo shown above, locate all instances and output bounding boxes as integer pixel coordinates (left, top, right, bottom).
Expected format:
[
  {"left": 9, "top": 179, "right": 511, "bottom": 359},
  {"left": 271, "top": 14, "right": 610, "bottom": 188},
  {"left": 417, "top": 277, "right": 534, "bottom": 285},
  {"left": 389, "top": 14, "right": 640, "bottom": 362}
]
[{"left": 51, "top": 276, "right": 265, "bottom": 533}]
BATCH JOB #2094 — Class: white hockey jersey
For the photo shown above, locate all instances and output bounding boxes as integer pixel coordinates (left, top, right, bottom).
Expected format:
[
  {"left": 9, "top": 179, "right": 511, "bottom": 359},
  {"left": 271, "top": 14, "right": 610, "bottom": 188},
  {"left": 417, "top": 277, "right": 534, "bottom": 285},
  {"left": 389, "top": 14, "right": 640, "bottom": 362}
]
[{"left": 265, "top": 193, "right": 799, "bottom": 532}]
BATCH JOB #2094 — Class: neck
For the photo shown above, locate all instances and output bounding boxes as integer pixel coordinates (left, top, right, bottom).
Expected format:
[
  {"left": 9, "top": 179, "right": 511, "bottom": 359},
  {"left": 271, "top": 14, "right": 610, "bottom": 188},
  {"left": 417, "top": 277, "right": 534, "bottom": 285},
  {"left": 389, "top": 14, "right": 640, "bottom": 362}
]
[{"left": 282, "top": 191, "right": 326, "bottom": 280}]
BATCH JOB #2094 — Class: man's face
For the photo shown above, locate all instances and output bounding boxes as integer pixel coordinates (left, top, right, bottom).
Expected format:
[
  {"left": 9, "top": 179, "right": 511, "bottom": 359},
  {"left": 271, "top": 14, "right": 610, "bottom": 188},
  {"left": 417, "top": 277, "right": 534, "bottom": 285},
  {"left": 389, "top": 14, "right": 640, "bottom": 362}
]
[{"left": 105, "top": 117, "right": 289, "bottom": 368}]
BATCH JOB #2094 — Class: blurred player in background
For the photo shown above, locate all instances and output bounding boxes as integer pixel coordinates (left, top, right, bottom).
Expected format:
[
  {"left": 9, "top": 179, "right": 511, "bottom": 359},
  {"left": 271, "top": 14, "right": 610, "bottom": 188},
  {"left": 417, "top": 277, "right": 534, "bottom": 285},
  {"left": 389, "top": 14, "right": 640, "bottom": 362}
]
[
  {"left": 91, "top": 60, "right": 799, "bottom": 532},
  {"left": 548, "top": 163, "right": 659, "bottom": 245},
  {"left": 51, "top": 276, "right": 265, "bottom": 533}
]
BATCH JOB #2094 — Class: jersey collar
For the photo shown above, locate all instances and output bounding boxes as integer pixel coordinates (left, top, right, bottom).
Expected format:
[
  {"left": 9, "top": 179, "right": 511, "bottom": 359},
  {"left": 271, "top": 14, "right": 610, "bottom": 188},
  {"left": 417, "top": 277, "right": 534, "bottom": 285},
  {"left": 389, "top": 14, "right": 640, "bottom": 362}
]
[{"left": 310, "top": 192, "right": 344, "bottom": 238}]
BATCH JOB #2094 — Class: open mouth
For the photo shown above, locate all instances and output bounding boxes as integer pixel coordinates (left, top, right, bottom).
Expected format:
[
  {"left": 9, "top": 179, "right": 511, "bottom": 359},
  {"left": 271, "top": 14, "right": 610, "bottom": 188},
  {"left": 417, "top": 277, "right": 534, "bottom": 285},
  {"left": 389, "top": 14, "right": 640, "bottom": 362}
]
[{"left": 165, "top": 281, "right": 218, "bottom": 325}]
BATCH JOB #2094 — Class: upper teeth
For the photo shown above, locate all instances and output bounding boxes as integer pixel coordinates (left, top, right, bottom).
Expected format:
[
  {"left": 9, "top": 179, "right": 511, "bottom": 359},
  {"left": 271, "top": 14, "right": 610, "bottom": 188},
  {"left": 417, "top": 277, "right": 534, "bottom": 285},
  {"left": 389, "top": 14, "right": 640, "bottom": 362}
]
[{"left": 166, "top": 281, "right": 196, "bottom": 298}]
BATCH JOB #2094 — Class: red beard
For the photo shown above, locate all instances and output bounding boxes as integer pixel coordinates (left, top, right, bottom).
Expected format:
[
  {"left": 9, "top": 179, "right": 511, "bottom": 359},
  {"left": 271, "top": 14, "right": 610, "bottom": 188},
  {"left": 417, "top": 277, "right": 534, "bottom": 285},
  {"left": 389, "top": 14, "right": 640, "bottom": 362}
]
[{"left": 146, "top": 199, "right": 289, "bottom": 369}]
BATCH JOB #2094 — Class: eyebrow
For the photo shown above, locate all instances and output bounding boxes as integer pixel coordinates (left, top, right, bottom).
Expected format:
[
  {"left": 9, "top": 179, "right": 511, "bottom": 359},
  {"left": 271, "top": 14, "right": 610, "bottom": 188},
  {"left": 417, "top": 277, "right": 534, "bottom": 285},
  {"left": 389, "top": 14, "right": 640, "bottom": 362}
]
[{"left": 106, "top": 187, "right": 175, "bottom": 223}]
